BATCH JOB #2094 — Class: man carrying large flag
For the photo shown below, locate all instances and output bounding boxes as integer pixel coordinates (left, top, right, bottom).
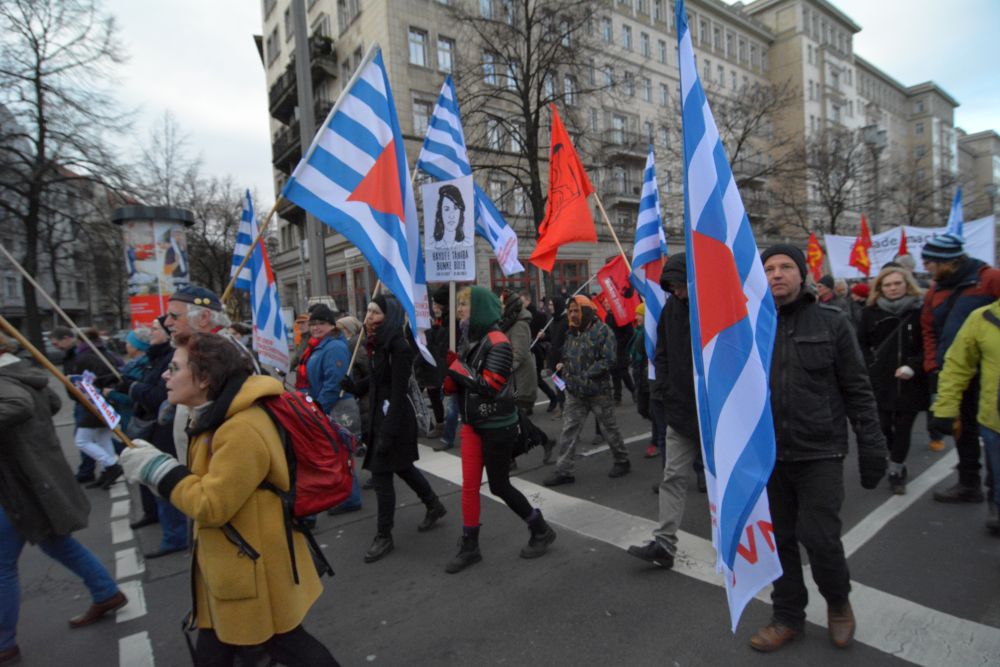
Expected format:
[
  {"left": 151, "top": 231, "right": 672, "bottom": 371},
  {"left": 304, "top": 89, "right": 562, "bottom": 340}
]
[
  {"left": 529, "top": 106, "right": 597, "bottom": 272},
  {"left": 415, "top": 76, "right": 524, "bottom": 276},
  {"left": 231, "top": 191, "right": 290, "bottom": 374},
  {"left": 280, "top": 46, "right": 432, "bottom": 362},
  {"left": 674, "top": 0, "right": 782, "bottom": 632}
]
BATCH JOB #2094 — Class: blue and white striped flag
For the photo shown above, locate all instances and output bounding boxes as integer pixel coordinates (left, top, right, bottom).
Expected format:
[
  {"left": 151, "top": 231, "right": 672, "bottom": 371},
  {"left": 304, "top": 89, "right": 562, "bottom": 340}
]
[
  {"left": 416, "top": 76, "right": 524, "bottom": 276},
  {"left": 630, "top": 147, "right": 669, "bottom": 380},
  {"left": 676, "top": 0, "right": 781, "bottom": 631},
  {"left": 946, "top": 186, "right": 964, "bottom": 239},
  {"left": 231, "top": 191, "right": 290, "bottom": 373},
  {"left": 280, "top": 46, "right": 432, "bottom": 363}
]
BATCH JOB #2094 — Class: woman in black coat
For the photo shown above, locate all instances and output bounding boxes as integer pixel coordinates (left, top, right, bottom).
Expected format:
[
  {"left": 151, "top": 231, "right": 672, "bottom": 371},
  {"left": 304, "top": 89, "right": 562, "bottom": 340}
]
[
  {"left": 857, "top": 267, "right": 929, "bottom": 495},
  {"left": 344, "top": 294, "right": 446, "bottom": 563}
]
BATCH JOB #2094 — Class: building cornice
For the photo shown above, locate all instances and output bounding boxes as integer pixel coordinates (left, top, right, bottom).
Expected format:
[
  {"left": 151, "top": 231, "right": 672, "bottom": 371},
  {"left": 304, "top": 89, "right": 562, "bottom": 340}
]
[{"left": 743, "top": 0, "right": 861, "bottom": 33}]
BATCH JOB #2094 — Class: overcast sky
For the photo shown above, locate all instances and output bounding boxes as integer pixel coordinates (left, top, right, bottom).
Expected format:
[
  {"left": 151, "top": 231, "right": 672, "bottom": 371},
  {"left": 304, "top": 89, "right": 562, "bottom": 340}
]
[{"left": 103, "top": 0, "right": 1000, "bottom": 211}]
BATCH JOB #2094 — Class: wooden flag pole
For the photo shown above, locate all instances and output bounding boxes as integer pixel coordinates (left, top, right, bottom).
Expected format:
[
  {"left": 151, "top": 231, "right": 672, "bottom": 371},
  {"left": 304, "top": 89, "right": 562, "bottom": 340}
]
[
  {"left": 0, "top": 314, "right": 134, "bottom": 447},
  {"left": 591, "top": 192, "right": 633, "bottom": 273},
  {"left": 448, "top": 282, "right": 456, "bottom": 351},
  {"left": 0, "top": 242, "right": 122, "bottom": 380},
  {"left": 221, "top": 198, "right": 283, "bottom": 304}
]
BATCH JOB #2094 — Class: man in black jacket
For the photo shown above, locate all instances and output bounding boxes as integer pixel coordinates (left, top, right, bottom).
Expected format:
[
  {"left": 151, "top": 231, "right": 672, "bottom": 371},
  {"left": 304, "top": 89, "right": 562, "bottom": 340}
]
[
  {"left": 625, "top": 253, "right": 698, "bottom": 570},
  {"left": 750, "top": 244, "right": 887, "bottom": 653}
]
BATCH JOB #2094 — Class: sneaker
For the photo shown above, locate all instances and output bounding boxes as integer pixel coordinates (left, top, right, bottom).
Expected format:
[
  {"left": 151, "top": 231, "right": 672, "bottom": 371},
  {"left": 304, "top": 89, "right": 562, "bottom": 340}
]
[
  {"left": 933, "top": 481, "right": 984, "bottom": 503},
  {"left": 644, "top": 445, "right": 659, "bottom": 459},
  {"left": 542, "top": 472, "right": 575, "bottom": 487},
  {"left": 608, "top": 461, "right": 631, "bottom": 478},
  {"left": 626, "top": 541, "right": 674, "bottom": 569},
  {"left": 928, "top": 439, "right": 945, "bottom": 452}
]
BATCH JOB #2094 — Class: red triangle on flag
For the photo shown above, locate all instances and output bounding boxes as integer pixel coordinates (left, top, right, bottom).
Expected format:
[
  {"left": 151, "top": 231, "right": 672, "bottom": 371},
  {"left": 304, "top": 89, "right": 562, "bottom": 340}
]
[
  {"left": 692, "top": 230, "right": 748, "bottom": 348},
  {"left": 347, "top": 139, "right": 405, "bottom": 220}
]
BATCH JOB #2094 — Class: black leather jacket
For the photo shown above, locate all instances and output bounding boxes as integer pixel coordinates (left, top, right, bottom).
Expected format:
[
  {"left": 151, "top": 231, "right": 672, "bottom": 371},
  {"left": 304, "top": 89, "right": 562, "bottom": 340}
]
[
  {"left": 770, "top": 292, "right": 887, "bottom": 462},
  {"left": 450, "top": 327, "right": 518, "bottom": 430}
]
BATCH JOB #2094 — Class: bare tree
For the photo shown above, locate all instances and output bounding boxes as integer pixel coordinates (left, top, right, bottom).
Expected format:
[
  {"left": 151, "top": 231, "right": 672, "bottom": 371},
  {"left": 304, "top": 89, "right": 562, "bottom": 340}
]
[
  {"left": 134, "top": 111, "right": 202, "bottom": 208},
  {"left": 0, "top": 0, "right": 129, "bottom": 347},
  {"left": 773, "top": 127, "right": 871, "bottom": 236}
]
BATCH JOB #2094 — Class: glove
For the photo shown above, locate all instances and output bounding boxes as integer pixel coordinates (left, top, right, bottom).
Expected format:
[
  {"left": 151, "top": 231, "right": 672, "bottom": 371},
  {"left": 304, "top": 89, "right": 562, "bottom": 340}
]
[
  {"left": 339, "top": 376, "right": 357, "bottom": 395},
  {"left": 114, "top": 377, "right": 136, "bottom": 394},
  {"left": 119, "top": 438, "right": 182, "bottom": 493},
  {"left": 859, "top": 455, "right": 888, "bottom": 490},
  {"left": 928, "top": 415, "right": 954, "bottom": 436},
  {"left": 446, "top": 350, "right": 458, "bottom": 366}
]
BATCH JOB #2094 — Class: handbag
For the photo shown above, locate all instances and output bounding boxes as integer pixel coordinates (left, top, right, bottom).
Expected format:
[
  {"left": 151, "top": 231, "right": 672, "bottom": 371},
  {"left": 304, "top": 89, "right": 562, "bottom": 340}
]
[{"left": 512, "top": 407, "right": 549, "bottom": 458}]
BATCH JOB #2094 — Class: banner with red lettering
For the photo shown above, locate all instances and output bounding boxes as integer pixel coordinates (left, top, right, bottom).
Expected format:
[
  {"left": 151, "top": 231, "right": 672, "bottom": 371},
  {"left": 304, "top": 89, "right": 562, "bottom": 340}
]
[{"left": 596, "top": 255, "right": 642, "bottom": 326}]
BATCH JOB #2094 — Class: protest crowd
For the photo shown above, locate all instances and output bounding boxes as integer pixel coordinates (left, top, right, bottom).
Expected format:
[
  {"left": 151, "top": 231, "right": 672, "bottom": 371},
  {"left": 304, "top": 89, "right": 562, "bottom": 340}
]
[{"left": 2, "top": 2, "right": 999, "bottom": 664}]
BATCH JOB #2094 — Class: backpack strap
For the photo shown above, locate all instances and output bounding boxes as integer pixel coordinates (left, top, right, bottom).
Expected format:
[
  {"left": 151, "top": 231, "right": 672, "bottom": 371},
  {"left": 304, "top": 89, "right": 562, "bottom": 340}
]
[{"left": 983, "top": 309, "right": 1000, "bottom": 331}]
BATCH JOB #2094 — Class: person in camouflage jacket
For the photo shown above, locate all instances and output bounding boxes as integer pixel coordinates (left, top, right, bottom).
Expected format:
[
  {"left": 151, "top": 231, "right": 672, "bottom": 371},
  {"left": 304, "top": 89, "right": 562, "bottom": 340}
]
[{"left": 543, "top": 296, "right": 630, "bottom": 485}]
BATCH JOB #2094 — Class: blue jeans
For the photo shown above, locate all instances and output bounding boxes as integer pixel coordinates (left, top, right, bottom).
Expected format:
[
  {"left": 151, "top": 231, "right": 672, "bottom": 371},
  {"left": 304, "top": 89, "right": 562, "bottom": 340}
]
[
  {"left": 442, "top": 393, "right": 460, "bottom": 446},
  {"left": 0, "top": 506, "right": 119, "bottom": 651},
  {"left": 979, "top": 425, "right": 1000, "bottom": 511},
  {"left": 155, "top": 497, "right": 189, "bottom": 551}
]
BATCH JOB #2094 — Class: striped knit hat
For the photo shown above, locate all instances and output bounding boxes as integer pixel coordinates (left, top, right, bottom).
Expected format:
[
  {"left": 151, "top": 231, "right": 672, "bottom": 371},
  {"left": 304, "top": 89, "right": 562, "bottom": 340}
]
[{"left": 921, "top": 233, "right": 965, "bottom": 261}]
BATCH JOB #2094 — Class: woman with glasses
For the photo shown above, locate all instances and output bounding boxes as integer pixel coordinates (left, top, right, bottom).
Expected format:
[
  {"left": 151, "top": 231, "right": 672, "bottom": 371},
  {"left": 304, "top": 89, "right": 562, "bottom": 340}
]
[{"left": 120, "top": 333, "right": 338, "bottom": 665}]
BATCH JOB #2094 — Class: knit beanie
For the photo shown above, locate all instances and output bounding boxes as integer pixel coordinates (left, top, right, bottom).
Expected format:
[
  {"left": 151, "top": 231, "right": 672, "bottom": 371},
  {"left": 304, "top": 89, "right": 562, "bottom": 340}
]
[
  {"left": 126, "top": 329, "right": 151, "bottom": 352},
  {"left": 760, "top": 244, "right": 808, "bottom": 283},
  {"left": 818, "top": 275, "right": 835, "bottom": 290},
  {"left": 921, "top": 233, "right": 965, "bottom": 261}
]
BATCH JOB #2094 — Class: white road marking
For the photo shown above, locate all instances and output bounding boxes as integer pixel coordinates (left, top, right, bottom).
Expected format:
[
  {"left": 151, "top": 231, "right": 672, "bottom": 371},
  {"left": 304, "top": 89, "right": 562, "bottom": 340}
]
[
  {"left": 115, "top": 547, "right": 145, "bottom": 580},
  {"left": 119, "top": 631, "right": 155, "bottom": 667},
  {"left": 578, "top": 431, "right": 651, "bottom": 458},
  {"left": 841, "top": 449, "right": 958, "bottom": 558},
  {"left": 109, "top": 481, "right": 129, "bottom": 498},
  {"left": 111, "top": 518, "right": 134, "bottom": 545},
  {"left": 116, "top": 580, "right": 147, "bottom": 623},
  {"left": 416, "top": 444, "right": 1000, "bottom": 666},
  {"left": 110, "top": 499, "right": 130, "bottom": 519}
]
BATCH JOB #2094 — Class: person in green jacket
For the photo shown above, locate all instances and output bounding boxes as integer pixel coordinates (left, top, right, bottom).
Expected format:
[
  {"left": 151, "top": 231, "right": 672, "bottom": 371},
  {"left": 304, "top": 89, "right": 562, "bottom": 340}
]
[
  {"left": 442, "top": 286, "right": 556, "bottom": 573},
  {"left": 931, "top": 298, "right": 1000, "bottom": 533}
]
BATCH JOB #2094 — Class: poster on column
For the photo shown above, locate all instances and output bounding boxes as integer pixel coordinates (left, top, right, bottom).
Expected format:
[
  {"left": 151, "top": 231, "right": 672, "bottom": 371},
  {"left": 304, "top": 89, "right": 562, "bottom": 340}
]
[
  {"left": 122, "top": 220, "right": 191, "bottom": 327},
  {"left": 422, "top": 175, "right": 476, "bottom": 282},
  {"left": 824, "top": 216, "right": 996, "bottom": 279}
]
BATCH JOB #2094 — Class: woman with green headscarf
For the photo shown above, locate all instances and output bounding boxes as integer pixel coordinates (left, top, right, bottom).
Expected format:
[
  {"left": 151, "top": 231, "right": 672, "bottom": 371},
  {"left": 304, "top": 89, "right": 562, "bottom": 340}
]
[{"left": 442, "top": 286, "right": 556, "bottom": 573}]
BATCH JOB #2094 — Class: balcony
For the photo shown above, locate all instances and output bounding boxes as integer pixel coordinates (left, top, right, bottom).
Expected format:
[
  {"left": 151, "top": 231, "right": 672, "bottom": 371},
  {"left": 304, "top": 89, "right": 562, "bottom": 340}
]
[
  {"left": 601, "top": 129, "right": 649, "bottom": 160},
  {"left": 731, "top": 156, "right": 769, "bottom": 184},
  {"left": 277, "top": 197, "right": 304, "bottom": 226},
  {"left": 314, "top": 99, "right": 334, "bottom": 127},
  {"left": 272, "top": 120, "right": 302, "bottom": 175},
  {"left": 269, "top": 64, "right": 298, "bottom": 124},
  {"left": 310, "top": 35, "right": 337, "bottom": 81},
  {"left": 600, "top": 181, "right": 642, "bottom": 207}
]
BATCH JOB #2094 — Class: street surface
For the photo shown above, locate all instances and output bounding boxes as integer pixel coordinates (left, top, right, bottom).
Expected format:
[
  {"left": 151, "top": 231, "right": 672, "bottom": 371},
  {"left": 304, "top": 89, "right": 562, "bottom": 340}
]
[{"left": 13, "top": 383, "right": 1000, "bottom": 666}]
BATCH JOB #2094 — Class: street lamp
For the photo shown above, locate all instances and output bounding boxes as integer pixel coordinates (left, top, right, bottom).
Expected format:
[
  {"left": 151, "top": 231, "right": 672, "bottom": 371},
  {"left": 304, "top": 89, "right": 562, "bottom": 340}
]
[{"left": 862, "top": 124, "right": 887, "bottom": 234}]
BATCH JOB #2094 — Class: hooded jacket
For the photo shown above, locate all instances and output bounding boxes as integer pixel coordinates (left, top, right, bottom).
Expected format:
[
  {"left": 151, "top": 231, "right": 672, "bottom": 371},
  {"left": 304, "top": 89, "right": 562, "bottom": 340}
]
[
  {"left": 651, "top": 253, "right": 699, "bottom": 439},
  {"left": 304, "top": 332, "right": 352, "bottom": 414},
  {"left": 0, "top": 359, "right": 90, "bottom": 544},
  {"left": 921, "top": 257, "right": 1000, "bottom": 372},
  {"left": 156, "top": 374, "right": 322, "bottom": 646},
  {"left": 544, "top": 296, "right": 569, "bottom": 372},
  {"left": 560, "top": 298, "right": 617, "bottom": 397},
  {"left": 451, "top": 287, "right": 518, "bottom": 429},
  {"left": 499, "top": 295, "right": 538, "bottom": 406}
]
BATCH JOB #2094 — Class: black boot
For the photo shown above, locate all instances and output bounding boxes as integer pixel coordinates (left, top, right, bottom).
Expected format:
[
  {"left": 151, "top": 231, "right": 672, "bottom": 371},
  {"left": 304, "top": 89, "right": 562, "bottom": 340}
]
[
  {"left": 520, "top": 510, "right": 556, "bottom": 559},
  {"left": 88, "top": 464, "right": 122, "bottom": 490},
  {"left": 417, "top": 499, "right": 447, "bottom": 532},
  {"left": 364, "top": 533, "right": 394, "bottom": 563},
  {"left": 445, "top": 527, "right": 482, "bottom": 573}
]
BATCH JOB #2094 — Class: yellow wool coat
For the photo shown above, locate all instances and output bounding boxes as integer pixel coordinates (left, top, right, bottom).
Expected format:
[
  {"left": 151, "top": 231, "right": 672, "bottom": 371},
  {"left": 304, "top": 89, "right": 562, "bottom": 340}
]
[{"left": 169, "top": 375, "right": 322, "bottom": 645}]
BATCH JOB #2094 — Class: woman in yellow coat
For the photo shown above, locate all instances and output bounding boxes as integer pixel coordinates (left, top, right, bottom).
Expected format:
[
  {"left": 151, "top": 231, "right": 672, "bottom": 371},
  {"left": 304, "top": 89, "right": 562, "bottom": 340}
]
[{"left": 120, "top": 332, "right": 338, "bottom": 666}]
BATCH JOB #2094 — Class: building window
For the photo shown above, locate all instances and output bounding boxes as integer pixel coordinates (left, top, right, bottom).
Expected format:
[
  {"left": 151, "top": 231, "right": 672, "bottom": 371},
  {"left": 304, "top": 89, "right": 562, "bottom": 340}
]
[
  {"left": 742, "top": 75, "right": 748, "bottom": 89},
  {"left": 751, "top": 44, "right": 759, "bottom": 69},
  {"left": 565, "top": 75, "right": 577, "bottom": 105},
  {"left": 808, "top": 80, "right": 814, "bottom": 100},
  {"left": 832, "top": 104, "right": 841, "bottom": 124},
  {"left": 4, "top": 276, "right": 17, "bottom": 299},
  {"left": 659, "top": 83, "right": 668, "bottom": 106},
  {"left": 408, "top": 28, "right": 427, "bottom": 66},
  {"left": 642, "top": 77, "right": 651, "bottom": 102},
  {"left": 602, "top": 17, "right": 612, "bottom": 43},
  {"left": 807, "top": 44, "right": 813, "bottom": 65},
  {"left": 490, "top": 260, "right": 533, "bottom": 294},
  {"left": 489, "top": 179, "right": 505, "bottom": 210},
  {"left": 284, "top": 6, "right": 294, "bottom": 42},
  {"left": 480, "top": 0, "right": 491, "bottom": 18},
  {"left": 264, "top": 0, "right": 277, "bottom": 19},
  {"left": 512, "top": 187, "right": 527, "bottom": 215},
  {"left": 914, "top": 100, "right": 925, "bottom": 114},
  {"left": 713, "top": 25, "right": 721, "bottom": 51},
  {"left": 412, "top": 98, "right": 432, "bottom": 135},
  {"left": 644, "top": 120, "right": 653, "bottom": 142},
  {"left": 622, "top": 24, "right": 632, "bottom": 50},
  {"left": 482, "top": 52, "right": 497, "bottom": 85},
  {"left": 352, "top": 267, "right": 376, "bottom": 316},
  {"left": 726, "top": 32, "right": 734, "bottom": 57},
  {"left": 703, "top": 58, "right": 711, "bottom": 82},
  {"left": 716, "top": 64, "right": 723, "bottom": 86},
  {"left": 658, "top": 39, "right": 667, "bottom": 64},
  {"left": 604, "top": 64, "right": 614, "bottom": 87},
  {"left": 699, "top": 20, "right": 708, "bottom": 44},
  {"left": 265, "top": 27, "right": 280, "bottom": 66},
  {"left": 590, "top": 108, "right": 599, "bottom": 131},
  {"left": 653, "top": 0, "right": 663, "bottom": 22},
  {"left": 640, "top": 32, "right": 650, "bottom": 57},
  {"left": 915, "top": 145, "right": 926, "bottom": 159},
  {"left": 486, "top": 116, "right": 504, "bottom": 150},
  {"left": 730, "top": 70, "right": 736, "bottom": 90},
  {"left": 659, "top": 126, "right": 669, "bottom": 147},
  {"left": 738, "top": 38, "right": 747, "bottom": 62},
  {"left": 915, "top": 122, "right": 924, "bottom": 135},
  {"left": 611, "top": 114, "right": 626, "bottom": 144},
  {"left": 437, "top": 37, "right": 454, "bottom": 72},
  {"left": 623, "top": 71, "right": 635, "bottom": 97},
  {"left": 550, "top": 260, "right": 589, "bottom": 294}
]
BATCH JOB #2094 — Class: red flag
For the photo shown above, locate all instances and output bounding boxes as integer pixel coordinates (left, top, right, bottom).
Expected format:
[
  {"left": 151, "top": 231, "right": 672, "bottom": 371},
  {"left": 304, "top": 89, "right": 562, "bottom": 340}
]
[
  {"left": 596, "top": 255, "right": 642, "bottom": 326},
  {"left": 529, "top": 106, "right": 596, "bottom": 272},
  {"left": 898, "top": 227, "right": 908, "bottom": 256},
  {"left": 591, "top": 291, "right": 609, "bottom": 322},
  {"left": 849, "top": 215, "right": 873, "bottom": 276},
  {"left": 806, "top": 232, "right": 824, "bottom": 282}
]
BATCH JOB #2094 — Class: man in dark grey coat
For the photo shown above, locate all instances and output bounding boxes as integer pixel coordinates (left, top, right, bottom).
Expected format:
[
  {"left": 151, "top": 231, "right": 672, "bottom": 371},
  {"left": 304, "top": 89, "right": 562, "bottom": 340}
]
[{"left": 0, "top": 334, "right": 127, "bottom": 663}]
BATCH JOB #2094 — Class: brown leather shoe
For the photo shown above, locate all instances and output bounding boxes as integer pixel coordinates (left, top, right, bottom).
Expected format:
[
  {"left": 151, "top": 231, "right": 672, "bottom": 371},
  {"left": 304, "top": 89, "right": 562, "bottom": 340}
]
[
  {"left": 749, "top": 623, "right": 801, "bottom": 652},
  {"left": 68, "top": 591, "right": 128, "bottom": 628},
  {"left": 828, "top": 602, "right": 855, "bottom": 648}
]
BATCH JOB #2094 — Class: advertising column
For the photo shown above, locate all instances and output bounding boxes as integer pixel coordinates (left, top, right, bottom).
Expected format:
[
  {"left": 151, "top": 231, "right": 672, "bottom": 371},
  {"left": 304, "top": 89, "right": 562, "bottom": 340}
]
[{"left": 111, "top": 205, "right": 195, "bottom": 328}]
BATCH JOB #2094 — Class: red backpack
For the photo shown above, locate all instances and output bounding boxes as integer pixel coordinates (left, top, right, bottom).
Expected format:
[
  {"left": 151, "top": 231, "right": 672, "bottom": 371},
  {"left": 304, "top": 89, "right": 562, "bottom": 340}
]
[{"left": 221, "top": 390, "right": 356, "bottom": 583}]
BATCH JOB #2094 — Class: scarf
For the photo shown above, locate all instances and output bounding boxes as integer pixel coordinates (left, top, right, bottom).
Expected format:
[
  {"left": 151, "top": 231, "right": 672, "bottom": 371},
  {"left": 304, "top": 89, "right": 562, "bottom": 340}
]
[
  {"left": 876, "top": 294, "right": 921, "bottom": 316},
  {"left": 296, "top": 336, "right": 322, "bottom": 390}
]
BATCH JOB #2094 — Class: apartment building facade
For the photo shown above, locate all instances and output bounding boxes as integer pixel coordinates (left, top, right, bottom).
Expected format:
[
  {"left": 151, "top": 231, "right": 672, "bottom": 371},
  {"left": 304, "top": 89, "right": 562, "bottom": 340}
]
[{"left": 259, "top": 0, "right": 994, "bottom": 314}]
